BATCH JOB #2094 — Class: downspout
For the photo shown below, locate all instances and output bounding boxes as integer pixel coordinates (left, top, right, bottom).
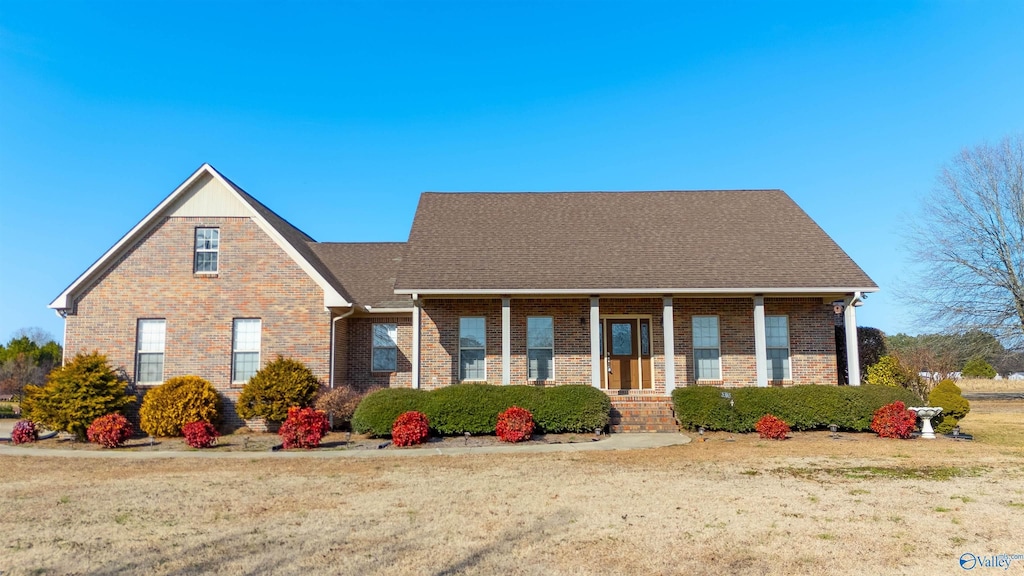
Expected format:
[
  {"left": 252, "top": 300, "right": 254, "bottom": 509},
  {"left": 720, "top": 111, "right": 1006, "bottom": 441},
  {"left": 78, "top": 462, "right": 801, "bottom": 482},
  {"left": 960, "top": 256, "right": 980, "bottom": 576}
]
[
  {"left": 328, "top": 307, "right": 357, "bottom": 430},
  {"left": 329, "top": 307, "right": 357, "bottom": 390},
  {"left": 58, "top": 309, "right": 68, "bottom": 366}
]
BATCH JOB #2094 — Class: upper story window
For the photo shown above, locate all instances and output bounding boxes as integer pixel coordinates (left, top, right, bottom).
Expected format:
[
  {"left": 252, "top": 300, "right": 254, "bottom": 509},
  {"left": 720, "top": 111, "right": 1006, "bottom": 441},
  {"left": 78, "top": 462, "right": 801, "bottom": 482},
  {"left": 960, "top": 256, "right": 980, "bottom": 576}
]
[
  {"left": 766, "top": 315, "right": 791, "bottom": 380},
  {"left": 459, "top": 317, "right": 486, "bottom": 381},
  {"left": 372, "top": 323, "right": 398, "bottom": 372},
  {"left": 527, "top": 316, "right": 553, "bottom": 381},
  {"left": 692, "top": 316, "right": 721, "bottom": 380},
  {"left": 194, "top": 228, "right": 220, "bottom": 273},
  {"left": 136, "top": 319, "right": 166, "bottom": 384}
]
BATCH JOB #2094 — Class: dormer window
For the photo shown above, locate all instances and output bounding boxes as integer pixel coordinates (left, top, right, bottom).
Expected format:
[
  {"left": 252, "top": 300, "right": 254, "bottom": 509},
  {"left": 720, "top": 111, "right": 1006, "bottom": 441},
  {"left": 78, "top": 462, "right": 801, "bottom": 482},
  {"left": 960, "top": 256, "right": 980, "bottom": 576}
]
[{"left": 194, "top": 228, "right": 219, "bottom": 273}]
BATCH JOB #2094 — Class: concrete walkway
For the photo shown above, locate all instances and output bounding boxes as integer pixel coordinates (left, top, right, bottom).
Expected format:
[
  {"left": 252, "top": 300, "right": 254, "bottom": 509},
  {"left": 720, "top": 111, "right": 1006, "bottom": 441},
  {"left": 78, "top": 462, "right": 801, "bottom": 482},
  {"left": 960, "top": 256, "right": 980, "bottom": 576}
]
[{"left": 0, "top": 420, "right": 689, "bottom": 459}]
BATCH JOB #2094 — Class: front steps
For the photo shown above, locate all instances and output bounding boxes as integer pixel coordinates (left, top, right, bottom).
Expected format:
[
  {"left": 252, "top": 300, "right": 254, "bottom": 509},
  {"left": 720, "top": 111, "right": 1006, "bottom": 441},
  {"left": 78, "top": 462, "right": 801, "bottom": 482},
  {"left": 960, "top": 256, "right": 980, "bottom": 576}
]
[{"left": 608, "top": 395, "right": 678, "bottom": 433}]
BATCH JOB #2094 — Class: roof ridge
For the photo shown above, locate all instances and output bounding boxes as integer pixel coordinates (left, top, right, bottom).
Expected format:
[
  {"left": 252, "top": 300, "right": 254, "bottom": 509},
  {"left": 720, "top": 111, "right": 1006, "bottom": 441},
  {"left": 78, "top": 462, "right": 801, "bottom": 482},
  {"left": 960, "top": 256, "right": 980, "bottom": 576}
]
[{"left": 418, "top": 189, "right": 785, "bottom": 195}]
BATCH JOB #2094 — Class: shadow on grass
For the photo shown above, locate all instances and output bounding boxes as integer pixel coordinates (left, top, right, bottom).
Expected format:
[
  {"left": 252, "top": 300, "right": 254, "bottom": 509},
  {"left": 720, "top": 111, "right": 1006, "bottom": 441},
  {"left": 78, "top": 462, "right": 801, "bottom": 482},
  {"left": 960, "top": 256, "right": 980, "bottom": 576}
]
[{"left": 430, "top": 509, "right": 574, "bottom": 576}]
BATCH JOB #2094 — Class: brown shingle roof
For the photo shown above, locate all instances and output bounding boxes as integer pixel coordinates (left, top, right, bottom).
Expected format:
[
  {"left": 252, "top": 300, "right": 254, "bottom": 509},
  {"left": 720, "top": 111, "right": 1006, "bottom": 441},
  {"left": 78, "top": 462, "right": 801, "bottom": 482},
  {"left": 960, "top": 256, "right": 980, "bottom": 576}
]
[
  {"left": 395, "top": 190, "right": 876, "bottom": 293},
  {"left": 310, "top": 242, "right": 411, "bottom": 308},
  {"left": 218, "top": 172, "right": 356, "bottom": 305}
]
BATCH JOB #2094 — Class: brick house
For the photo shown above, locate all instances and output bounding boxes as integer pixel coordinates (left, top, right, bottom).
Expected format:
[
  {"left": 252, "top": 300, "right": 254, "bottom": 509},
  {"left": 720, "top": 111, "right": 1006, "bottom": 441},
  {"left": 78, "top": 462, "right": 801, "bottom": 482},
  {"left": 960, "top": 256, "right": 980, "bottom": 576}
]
[{"left": 50, "top": 164, "right": 877, "bottom": 430}]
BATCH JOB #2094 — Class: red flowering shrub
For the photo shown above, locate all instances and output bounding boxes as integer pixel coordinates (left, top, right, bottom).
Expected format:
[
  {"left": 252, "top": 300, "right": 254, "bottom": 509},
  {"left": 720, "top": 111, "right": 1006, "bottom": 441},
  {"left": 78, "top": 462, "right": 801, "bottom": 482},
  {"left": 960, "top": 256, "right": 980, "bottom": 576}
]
[
  {"left": 392, "top": 410, "right": 429, "bottom": 447},
  {"left": 755, "top": 414, "right": 790, "bottom": 440},
  {"left": 279, "top": 406, "right": 330, "bottom": 449},
  {"left": 496, "top": 406, "right": 535, "bottom": 443},
  {"left": 182, "top": 420, "right": 219, "bottom": 449},
  {"left": 86, "top": 413, "right": 133, "bottom": 448},
  {"left": 12, "top": 420, "right": 38, "bottom": 445},
  {"left": 871, "top": 401, "right": 917, "bottom": 439}
]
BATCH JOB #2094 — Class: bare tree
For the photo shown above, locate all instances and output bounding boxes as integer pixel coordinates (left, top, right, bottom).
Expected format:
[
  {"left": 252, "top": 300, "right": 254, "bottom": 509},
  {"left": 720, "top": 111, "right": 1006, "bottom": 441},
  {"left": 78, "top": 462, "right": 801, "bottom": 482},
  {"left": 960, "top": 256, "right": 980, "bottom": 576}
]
[{"left": 908, "top": 135, "right": 1024, "bottom": 347}]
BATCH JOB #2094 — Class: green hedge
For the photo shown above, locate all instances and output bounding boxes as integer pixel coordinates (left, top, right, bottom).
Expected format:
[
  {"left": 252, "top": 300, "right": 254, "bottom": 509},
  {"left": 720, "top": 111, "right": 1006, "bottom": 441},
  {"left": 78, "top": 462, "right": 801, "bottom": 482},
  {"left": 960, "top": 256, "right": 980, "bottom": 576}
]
[
  {"left": 351, "top": 384, "right": 609, "bottom": 437},
  {"left": 672, "top": 385, "right": 923, "bottom": 433},
  {"left": 349, "top": 388, "right": 427, "bottom": 437}
]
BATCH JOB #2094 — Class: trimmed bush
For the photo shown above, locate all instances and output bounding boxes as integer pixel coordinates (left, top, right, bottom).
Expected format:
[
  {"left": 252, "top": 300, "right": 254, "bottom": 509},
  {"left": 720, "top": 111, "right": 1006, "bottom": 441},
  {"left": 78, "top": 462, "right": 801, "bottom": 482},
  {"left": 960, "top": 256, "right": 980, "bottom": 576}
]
[
  {"left": 928, "top": 379, "right": 971, "bottom": 434},
  {"left": 871, "top": 401, "right": 916, "bottom": 439},
  {"left": 237, "top": 357, "right": 320, "bottom": 422},
  {"left": 21, "top": 352, "right": 134, "bottom": 440},
  {"left": 392, "top": 411, "right": 429, "bottom": 446},
  {"left": 87, "top": 413, "right": 134, "bottom": 448},
  {"left": 279, "top": 407, "right": 331, "bottom": 449},
  {"left": 755, "top": 414, "right": 790, "bottom": 440},
  {"left": 315, "top": 386, "right": 380, "bottom": 429},
  {"left": 496, "top": 406, "right": 534, "bottom": 442},
  {"left": 672, "top": 385, "right": 922, "bottom": 433},
  {"left": 427, "top": 383, "right": 511, "bottom": 435},
  {"left": 533, "top": 385, "right": 611, "bottom": 433},
  {"left": 139, "top": 375, "right": 222, "bottom": 437},
  {"left": 12, "top": 419, "right": 37, "bottom": 445},
  {"left": 865, "top": 355, "right": 912, "bottom": 387},
  {"left": 182, "top": 420, "right": 219, "bottom": 448},
  {"left": 351, "top": 384, "right": 608, "bottom": 437},
  {"left": 351, "top": 388, "right": 428, "bottom": 436}
]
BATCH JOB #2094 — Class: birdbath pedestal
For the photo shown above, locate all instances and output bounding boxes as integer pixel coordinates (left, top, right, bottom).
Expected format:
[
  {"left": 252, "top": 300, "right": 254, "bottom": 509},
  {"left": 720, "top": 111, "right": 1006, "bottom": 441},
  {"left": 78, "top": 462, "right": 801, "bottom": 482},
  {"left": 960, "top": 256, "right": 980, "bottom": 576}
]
[{"left": 909, "top": 407, "right": 943, "bottom": 439}]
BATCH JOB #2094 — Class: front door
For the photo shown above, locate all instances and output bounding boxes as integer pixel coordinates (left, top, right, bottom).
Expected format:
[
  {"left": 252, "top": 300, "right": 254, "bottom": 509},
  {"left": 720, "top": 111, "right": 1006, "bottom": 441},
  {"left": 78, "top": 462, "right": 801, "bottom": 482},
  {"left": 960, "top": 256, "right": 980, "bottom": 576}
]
[
  {"left": 606, "top": 319, "right": 640, "bottom": 389},
  {"left": 602, "top": 317, "right": 653, "bottom": 390}
]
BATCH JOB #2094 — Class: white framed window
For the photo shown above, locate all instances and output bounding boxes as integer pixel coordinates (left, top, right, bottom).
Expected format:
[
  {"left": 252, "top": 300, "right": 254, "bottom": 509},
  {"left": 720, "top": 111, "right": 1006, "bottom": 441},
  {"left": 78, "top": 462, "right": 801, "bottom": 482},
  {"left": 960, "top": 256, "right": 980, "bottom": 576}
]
[
  {"left": 372, "top": 323, "right": 398, "bottom": 372},
  {"left": 194, "top": 227, "right": 220, "bottom": 273},
  {"left": 766, "top": 315, "right": 791, "bottom": 380},
  {"left": 692, "top": 316, "right": 721, "bottom": 380},
  {"left": 136, "top": 319, "right": 165, "bottom": 384},
  {"left": 527, "top": 316, "right": 554, "bottom": 381},
  {"left": 459, "top": 317, "right": 486, "bottom": 381},
  {"left": 232, "top": 318, "right": 261, "bottom": 383}
]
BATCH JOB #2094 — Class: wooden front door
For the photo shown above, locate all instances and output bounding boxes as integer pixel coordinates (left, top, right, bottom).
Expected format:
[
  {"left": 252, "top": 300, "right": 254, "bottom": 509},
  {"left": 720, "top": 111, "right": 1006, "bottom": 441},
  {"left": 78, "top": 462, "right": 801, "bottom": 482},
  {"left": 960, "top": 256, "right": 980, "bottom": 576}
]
[{"left": 606, "top": 319, "right": 640, "bottom": 389}]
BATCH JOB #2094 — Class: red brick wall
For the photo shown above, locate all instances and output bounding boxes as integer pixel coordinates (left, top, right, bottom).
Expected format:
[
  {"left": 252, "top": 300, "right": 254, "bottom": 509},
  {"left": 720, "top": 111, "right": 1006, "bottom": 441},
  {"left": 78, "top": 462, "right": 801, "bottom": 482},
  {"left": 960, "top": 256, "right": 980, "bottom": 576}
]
[
  {"left": 672, "top": 297, "right": 837, "bottom": 387},
  {"left": 343, "top": 315, "right": 413, "bottom": 390},
  {"left": 419, "top": 299, "right": 501, "bottom": 389},
  {"left": 64, "top": 216, "right": 331, "bottom": 427},
  {"left": 766, "top": 297, "right": 838, "bottom": 385},
  {"left": 419, "top": 296, "right": 838, "bottom": 392},
  {"left": 508, "top": 299, "right": 591, "bottom": 385}
]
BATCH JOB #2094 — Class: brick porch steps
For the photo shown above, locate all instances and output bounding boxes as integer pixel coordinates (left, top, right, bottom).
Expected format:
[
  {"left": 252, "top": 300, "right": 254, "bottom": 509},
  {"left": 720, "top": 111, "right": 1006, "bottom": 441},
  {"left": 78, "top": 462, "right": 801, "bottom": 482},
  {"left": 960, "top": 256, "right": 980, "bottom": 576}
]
[{"left": 608, "top": 395, "right": 678, "bottom": 433}]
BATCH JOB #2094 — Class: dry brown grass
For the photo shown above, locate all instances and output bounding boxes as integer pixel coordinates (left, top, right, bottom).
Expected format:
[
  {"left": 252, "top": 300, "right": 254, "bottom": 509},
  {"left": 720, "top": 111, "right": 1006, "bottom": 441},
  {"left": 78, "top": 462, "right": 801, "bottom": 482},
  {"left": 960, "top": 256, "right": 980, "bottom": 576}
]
[
  {"left": 2, "top": 401, "right": 1023, "bottom": 576},
  {"left": 956, "top": 377, "right": 1024, "bottom": 393}
]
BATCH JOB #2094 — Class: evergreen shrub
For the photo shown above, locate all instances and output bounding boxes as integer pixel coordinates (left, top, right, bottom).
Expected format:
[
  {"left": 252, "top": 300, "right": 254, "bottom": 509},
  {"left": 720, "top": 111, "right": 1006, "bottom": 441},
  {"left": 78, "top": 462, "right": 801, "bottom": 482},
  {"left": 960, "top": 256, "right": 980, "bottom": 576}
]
[
  {"left": 351, "top": 384, "right": 609, "bottom": 437},
  {"left": 139, "top": 375, "right": 222, "bottom": 437},
  {"left": 237, "top": 357, "right": 320, "bottom": 422},
  {"left": 672, "top": 385, "right": 922, "bottom": 433},
  {"left": 928, "top": 379, "right": 971, "bottom": 434},
  {"left": 21, "top": 352, "right": 134, "bottom": 440}
]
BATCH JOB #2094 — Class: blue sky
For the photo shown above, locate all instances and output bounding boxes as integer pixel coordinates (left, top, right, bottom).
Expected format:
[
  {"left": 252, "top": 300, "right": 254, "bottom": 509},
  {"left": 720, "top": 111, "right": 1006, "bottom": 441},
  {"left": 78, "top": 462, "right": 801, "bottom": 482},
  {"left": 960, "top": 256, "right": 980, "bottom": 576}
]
[{"left": 1, "top": 0, "right": 1023, "bottom": 344}]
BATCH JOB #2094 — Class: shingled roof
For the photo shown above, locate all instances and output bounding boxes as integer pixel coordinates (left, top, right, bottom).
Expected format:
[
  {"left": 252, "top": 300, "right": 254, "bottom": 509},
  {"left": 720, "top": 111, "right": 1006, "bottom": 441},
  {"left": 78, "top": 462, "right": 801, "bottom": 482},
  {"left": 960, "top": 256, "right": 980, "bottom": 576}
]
[
  {"left": 217, "top": 172, "right": 356, "bottom": 306},
  {"left": 310, "top": 242, "right": 411, "bottom": 309},
  {"left": 394, "top": 190, "right": 876, "bottom": 294}
]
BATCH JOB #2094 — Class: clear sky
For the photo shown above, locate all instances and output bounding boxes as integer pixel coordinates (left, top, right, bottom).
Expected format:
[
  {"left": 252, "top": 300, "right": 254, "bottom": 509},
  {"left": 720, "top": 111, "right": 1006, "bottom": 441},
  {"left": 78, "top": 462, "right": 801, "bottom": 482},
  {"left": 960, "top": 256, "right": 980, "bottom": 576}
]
[{"left": 1, "top": 0, "right": 1023, "bottom": 345}]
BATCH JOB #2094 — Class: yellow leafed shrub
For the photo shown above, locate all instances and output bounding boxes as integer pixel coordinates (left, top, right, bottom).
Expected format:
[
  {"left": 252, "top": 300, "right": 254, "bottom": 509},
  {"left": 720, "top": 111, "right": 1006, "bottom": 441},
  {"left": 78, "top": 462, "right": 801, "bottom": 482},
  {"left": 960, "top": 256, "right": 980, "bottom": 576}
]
[{"left": 139, "top": 375, "right": 222, "bottom": 437}]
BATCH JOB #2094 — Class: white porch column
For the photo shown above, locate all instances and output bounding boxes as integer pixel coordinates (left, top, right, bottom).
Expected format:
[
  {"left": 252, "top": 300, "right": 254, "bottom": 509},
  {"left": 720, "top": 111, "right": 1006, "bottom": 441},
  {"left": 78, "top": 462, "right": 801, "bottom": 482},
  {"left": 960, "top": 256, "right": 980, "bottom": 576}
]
[
  {"left": 501, "top": 297, "right": 511, "bottom": 385},
  {"left": 753, "top": 295, "right": 768, "bottom": 387},
  {"left": 845, "top": 295, "right": 861, "bottom": 386},
  {"left": 412, "top": 296, "right": 421, "bottom": 389},
  {"left": 663, "top": 296, "right": 676, "bottom": 395},
  {"left": 590, "top": 296, "right": 601, "bottom": 388}
]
